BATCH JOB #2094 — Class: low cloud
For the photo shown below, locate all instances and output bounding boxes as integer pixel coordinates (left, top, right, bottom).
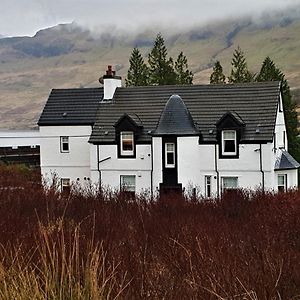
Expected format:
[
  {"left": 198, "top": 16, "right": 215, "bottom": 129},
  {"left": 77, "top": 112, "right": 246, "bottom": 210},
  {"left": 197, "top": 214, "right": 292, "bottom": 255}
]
[{"left": 2, "top": 0, "right": 300, "bottom": 36}]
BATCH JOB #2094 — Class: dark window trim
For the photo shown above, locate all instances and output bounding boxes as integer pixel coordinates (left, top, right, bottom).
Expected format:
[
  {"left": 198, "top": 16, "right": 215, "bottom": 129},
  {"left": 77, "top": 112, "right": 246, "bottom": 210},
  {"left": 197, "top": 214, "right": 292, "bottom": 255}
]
[{"left": 117, "top": 131, "right": 136, "bottom": 159}]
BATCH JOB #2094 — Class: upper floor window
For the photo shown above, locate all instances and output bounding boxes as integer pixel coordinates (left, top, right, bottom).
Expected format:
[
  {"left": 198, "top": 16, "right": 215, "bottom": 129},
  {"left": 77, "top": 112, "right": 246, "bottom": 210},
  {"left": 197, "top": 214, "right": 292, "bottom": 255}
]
[
  {"left": 60, "top": 136, "right": 69, "bottom": 153},
  {"left": 165, "top": 143, "right": 175, "bottom": 168},
  {"left": 222, "top": 130, "right": 237, "bottom": 156},
  {"left": 120, "top": 132, "right": 134, "bottom": 156}
]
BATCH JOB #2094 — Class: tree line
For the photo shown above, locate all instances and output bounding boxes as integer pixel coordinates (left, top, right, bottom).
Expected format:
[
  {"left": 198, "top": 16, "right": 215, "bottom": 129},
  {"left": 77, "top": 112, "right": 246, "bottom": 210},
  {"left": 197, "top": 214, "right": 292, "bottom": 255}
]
[
  {"left": 126, "top": 34, "right": 193, "bottom": 86},
  {"left": 126, "top": 36, "right": 299, "bottom": 164}
]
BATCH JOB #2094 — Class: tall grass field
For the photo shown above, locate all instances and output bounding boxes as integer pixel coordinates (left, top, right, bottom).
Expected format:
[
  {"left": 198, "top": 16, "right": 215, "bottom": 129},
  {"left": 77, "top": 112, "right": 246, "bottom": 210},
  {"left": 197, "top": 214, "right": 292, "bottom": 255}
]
[{"left": 0, "top": 166, "right": 300, "bottom": 299}]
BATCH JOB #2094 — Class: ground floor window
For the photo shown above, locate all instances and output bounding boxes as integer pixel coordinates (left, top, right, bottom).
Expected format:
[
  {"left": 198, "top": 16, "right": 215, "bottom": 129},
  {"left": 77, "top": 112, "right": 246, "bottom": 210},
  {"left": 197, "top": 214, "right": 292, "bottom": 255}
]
[
  {"left": 120, "top": 175, "right": 136, "bottom": 198},
  {"left": 221, "top": 177, "right": 238, "bottom": 193},
  {"left": 278, "top": 174, "right": 287, "bottom": 192},
  {"left": 61, "top": 178, "right": 70, "bottom": 193},
  {"left": 205, "top": 175, "right": 212, "bottom": 198}
]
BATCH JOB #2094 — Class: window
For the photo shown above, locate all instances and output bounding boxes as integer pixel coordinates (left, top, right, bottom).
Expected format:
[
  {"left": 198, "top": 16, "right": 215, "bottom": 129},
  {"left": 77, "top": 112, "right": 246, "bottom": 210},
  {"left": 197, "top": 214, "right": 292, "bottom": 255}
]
[
  {"left": 205, "top": 176, "right": 212, "bottom": 198},
  {"left": 61, "top": 178, "right": 70, "bottom": 193},
  {"left": 222, "top": 130, "right": 237, "bottom": 155},
  {"left": 221, "top": 177, "right": 238, "bottom": 193},
  {"left": 165, "top": 143, "right": 175, "bottom": 168},
  {"left": 60, "top": 136, "right": 69, "bottom": 153},
  {"left": 120, "top": 175, "right": 136, "bottom": 198},
  {"left": 120, "top": 132, "right": 134, "bottom": 156},
  {"left": 278, "top": 174, "right": 287, "bottom": 192}
]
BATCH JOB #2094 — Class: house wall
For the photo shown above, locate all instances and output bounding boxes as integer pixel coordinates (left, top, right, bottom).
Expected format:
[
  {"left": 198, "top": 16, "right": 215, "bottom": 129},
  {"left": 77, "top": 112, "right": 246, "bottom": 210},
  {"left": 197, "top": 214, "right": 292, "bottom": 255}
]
[
  {"left": 90, "top": 143, "right": 152, "bottom": 194},
  {"left": 39, "top": 126, "right": 92, "bottom": 186}
]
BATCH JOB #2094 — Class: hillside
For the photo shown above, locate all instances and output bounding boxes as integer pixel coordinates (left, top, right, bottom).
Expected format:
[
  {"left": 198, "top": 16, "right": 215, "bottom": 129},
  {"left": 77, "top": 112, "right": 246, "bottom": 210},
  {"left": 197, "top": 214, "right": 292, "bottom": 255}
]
[{"left": 1, "top": 16, "right": 300, "bottom": 129}]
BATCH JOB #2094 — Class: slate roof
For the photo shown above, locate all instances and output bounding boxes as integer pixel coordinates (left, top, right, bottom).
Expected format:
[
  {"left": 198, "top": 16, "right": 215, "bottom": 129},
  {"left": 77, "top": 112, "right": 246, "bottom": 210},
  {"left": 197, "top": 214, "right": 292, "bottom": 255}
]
[
  {"left": 38, "top": 88, "right": 103, "bottom": 126},
  {"left": 275, "top": 150, "right": 300, "bottom": 170},
  {"left": 89, "top": 81, "right": 281, "bottom": 144},
  {"left": 153, "top": 95, "right": 199, "bottom": 136}
]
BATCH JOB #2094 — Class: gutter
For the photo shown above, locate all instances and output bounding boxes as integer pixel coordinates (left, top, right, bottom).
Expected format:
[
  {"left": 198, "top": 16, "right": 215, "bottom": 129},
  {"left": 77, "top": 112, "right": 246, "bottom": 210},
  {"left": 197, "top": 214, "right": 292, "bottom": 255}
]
[
  {"left": 97, "top": 145, "right": 101, "bottom": 189},
  {"left": 150, "top": 139, "right": 154, "bottom": 199},
  {"left": 259, "top": 143, "right": 265, "bottom": 192},
  {"left": 214, "top": 144, "right": 220, "bottom": 198}
]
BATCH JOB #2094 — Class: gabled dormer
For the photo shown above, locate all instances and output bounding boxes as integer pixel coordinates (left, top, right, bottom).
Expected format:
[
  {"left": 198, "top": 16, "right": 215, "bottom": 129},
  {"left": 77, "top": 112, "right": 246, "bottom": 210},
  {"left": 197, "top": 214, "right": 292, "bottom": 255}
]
[
  {"left": 216, "top": 111, "right": 245, "bottom": 159},
  {"left": 114, "top": 113, "right": 143, "bottom": 158}
]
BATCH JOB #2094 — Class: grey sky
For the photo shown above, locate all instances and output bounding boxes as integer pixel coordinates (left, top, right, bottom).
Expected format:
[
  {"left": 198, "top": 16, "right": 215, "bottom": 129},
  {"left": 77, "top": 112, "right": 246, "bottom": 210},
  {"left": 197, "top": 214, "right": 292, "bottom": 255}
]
[{"left": 2, "top": 0, "right": 300, "bottom": 36}]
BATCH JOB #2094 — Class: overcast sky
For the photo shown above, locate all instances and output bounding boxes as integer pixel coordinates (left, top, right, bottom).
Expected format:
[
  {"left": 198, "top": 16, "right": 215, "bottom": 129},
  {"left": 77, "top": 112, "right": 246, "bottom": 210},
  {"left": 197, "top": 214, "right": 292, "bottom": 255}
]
[{"left": 2, "top": 0, "right": 300, "bottom": 37}]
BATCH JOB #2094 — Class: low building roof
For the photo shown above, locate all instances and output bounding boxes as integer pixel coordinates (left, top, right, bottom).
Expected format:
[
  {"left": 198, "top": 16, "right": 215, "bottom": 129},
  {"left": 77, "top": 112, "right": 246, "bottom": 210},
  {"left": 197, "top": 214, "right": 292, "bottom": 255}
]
[
  {"left": 38, "top": 88, "right": 103, "bottom": 126},
  {"left": 89, "top": 81, "right": 281, "bottom": 144},
  {"left": 275, "top": 150, "right": 300, "bottom": 170}
]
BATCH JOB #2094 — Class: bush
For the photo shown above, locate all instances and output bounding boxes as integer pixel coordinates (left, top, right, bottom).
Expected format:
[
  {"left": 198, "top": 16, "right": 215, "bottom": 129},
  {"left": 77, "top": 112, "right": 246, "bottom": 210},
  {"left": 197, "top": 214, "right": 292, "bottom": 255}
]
[{"left": 0, "top": 168, "right": 300, "bottom": 299}]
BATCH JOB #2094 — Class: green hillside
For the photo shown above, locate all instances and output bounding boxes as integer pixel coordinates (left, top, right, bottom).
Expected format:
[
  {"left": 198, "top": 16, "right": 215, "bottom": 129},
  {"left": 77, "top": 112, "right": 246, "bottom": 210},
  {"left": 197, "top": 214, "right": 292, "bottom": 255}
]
[{"left": 1, "top": 18, "right": 300, "bottom": 129}]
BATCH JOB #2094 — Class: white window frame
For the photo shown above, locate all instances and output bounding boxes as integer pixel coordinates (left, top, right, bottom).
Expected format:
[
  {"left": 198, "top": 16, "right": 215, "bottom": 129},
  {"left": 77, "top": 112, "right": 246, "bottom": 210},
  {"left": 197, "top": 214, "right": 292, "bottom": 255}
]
[
  {"left": 221, "top": 176, "right": 238, "bottom": 193},
  {"left": 222, "top": 130, "right": 237, "bottom": 156},
  {"left": 120, "top": 175, "right": 136, "bottom": 193},
  {"left": 61, "top": 178, "right": 70, "bottom": 192},
  {"left": 165, "top": 142, "right": 175, "bottom": 168},
  {"left": 277, "top": 174, "right": 287, "bottom": 192},
  {"left": 60, "top": 136, "right": 69, "bottom": 153},
  {"left": 205, "top": 175, "right": 212, "bottom": 198},
  {"left": 120, "top": 131, "right": 134, "bottom": 156}
]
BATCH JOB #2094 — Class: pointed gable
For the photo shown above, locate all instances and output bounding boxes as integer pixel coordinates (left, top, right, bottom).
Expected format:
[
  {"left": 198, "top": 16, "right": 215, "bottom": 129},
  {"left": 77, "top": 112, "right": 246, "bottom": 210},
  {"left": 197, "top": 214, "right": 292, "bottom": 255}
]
[
  {"left": 153, "top": 95, "right": 199, "bottom": 136},
  {"left": 275, "top": 150, "right": 300, "bottom": 170}
]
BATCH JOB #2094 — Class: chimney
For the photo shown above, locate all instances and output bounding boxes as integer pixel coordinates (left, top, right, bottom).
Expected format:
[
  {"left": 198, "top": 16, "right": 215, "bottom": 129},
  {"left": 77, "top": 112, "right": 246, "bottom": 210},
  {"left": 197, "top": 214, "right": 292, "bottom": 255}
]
[{"left": 100, "top": 65, "right": 122, "bottom": 100}]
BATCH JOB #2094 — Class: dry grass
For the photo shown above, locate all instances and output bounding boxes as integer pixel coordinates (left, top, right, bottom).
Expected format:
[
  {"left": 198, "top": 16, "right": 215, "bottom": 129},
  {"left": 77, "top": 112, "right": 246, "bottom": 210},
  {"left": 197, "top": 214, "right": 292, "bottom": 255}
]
[{"left": 1, "top": 166, "right": 300, "bottom": 299}]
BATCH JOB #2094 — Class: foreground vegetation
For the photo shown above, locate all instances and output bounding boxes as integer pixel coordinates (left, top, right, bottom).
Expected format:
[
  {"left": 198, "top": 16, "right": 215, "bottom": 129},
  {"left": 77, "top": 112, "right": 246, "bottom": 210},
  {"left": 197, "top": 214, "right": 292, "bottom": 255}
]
[{"left": 1, "top": 167, "right": 300, "bottom": 299}]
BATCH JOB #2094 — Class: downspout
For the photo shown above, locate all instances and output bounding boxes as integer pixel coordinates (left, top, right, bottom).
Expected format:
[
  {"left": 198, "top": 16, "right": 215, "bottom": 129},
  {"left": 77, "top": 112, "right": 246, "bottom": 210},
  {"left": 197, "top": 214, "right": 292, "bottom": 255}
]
[
  {"left": 215, "top": 144, "right": 220, "bottom": 198},
  {"left": 97, "top": 145, "right": 101, "bottom": 189},
  {"left": 259, "top": 143, "right": 265, "bottom": 192},
  {"left": 150, "top": 139, "right": 153, "bottom": 199}
]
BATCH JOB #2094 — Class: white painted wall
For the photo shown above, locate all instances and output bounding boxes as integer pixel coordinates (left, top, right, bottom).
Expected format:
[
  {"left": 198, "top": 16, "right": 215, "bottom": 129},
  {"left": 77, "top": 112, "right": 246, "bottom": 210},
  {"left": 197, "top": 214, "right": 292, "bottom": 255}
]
[
  {"left": 90, "top": 143, "right": 152, "bottom": 193},
  {"left": 103, "top": 78, "right": 122, "bottom": 100},
  {"left": 39, "top": 126, "right": 92, "bottom": 186},
  {"left": 0, "top": 130, "right": 40, "bottom": 147}
]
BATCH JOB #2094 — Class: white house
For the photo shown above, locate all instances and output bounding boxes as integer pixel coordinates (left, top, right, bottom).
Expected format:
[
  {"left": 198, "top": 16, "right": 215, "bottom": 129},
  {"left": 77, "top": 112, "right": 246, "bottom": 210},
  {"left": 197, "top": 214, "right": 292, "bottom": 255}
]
[{"left": 38, "top": 66, "right": 299, "bottom": 196}]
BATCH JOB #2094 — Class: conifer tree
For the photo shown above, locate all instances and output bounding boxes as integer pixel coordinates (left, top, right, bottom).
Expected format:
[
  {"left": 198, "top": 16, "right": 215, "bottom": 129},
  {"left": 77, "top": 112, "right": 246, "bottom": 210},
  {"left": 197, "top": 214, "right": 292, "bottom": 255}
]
[
  {"left": 228, "top": 46, "right": 253, "bottom": 83},
  {"left": 148, "top": 33, "right": 177, "bottom": 85},
  {"left": 175, "top": 52, "right": 193, "bottom": 84},
  {"left": 125, "top": 48, "right": 148, "bottom": 86},
  {"left": 210, "top": 61, "right": 226, "bottom": 84},
  {"left": 256, "top": 56, "right": 300, "bottom": 162}
]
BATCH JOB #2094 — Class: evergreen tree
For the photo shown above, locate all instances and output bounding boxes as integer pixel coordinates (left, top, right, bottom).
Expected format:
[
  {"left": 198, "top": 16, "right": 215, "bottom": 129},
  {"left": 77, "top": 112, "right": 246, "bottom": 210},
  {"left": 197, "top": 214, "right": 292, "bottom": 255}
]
[
  {"left": 175, "top": 52, "right": 193, "bottom": 84},
  {"left": 228, "top": 46, "right": 253, "bottom": 83},
  {"left": 210, "top": 61, "right": 226, "bottom": 84},
  {"left": 148, "top": 33, "right": 177, "bottom": 85},
  {"left": 125, "top": 48, "right": 148, "bottom": 87},
  {"left": 256, "top": 56, "right": 300, "bottom": 162}
]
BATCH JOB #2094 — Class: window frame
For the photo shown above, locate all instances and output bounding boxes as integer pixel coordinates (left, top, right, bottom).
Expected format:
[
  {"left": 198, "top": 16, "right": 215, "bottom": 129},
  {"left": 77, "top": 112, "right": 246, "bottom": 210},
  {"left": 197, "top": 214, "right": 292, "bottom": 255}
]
[
  {"left": 120, "top": 175, "right": 136, "bottom": 198},
  {"left": 205, "top": 175, "right": 212, "bottom": 198},
  {"left": 221, "top": 176, "right": 238, "bottom": 193},
  {"left": 165, "top": 142, "right": 175, "bottom": 168},
  {"left": 221, "top": 130, "right": 237, "bottom": 156},
  {"left": 61, "top": 178, "right": 70, "bottom": 193},
  {"left": 277, "top": 174, "right": 287, "bottom": 192},
  {"left": 120, "top": 131, "right": 134, "bottom": 157},
  {"left": 60, "top": 136, "right": 69, "bottom": 153}
]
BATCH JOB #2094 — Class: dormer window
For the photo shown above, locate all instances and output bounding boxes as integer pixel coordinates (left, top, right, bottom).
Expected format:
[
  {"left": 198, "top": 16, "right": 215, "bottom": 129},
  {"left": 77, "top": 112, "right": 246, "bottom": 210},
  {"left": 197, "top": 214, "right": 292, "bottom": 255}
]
[
  {"left": 222, "top": 130, "right": 237, "bottom": 156},
  {"left": 120, "top": 131, "right": 134, "bottom": 156}
]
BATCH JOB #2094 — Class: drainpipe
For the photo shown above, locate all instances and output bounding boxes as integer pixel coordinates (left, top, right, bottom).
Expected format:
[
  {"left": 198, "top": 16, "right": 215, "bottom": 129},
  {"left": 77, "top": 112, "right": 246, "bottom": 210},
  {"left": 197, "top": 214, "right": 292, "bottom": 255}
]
[
  {"left": 214, "top": 144, "right": 220, "bottom": 198},
  {"left": 97, "top": 145, "right": 101, "bottom": 189},
  {"left": 150, "top": 139, "right": 154, "bottom": 199},
  {"left": 259, "top": 143, "right": 265, "bottom": 192}
]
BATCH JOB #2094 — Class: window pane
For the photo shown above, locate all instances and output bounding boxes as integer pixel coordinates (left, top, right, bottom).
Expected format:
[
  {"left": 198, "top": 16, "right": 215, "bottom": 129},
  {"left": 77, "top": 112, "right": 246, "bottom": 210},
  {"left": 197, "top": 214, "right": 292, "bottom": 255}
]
[
  {"left": 222, "top": 177, "right": 238, "bottom": 188},
  {"left": 224, "top": 140, "right": 235, "bottom": 152},
  {"left": 122, "top": 133, "right": 133, "bottom": 140},
  {"left": 123, "top": 140, "right": 133, "bottom": 151},
  {"left": 167, "top": 143, "right": 175, "bottom": 152},
  {"left": 121, "top": 175, "right": 136, "bottom": 192},
  {"left": 167, "top": 152, "right": 174, "bottom": 165},
  {"left": 278, "top": 175, "right": 285, "bottom": 186},
  {"left": 223, "top": 131, "right": 235, "bottom": 139}
]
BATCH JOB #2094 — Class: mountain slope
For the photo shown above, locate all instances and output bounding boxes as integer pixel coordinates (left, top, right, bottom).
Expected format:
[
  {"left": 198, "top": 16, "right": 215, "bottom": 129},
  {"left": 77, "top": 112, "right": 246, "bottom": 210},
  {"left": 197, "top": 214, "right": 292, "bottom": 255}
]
[{"left": 1, "top": 17, "right": 300, "bottom": 129}]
